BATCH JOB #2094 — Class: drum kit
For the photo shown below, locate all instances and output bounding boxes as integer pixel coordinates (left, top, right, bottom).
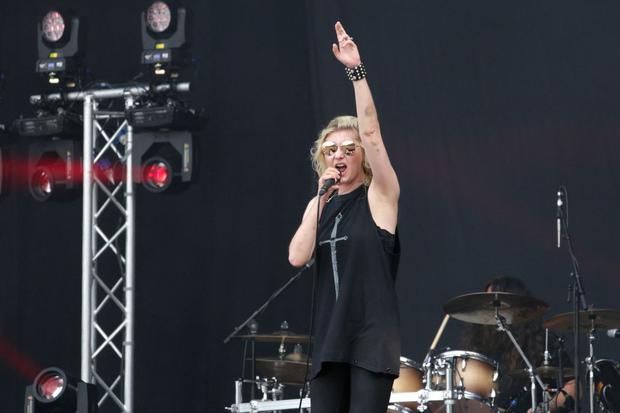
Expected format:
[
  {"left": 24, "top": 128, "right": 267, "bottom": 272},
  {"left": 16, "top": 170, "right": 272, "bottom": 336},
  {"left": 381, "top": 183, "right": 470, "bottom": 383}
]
[
  {"left": 227, "top": 291, "right": 620, "bottom": 413},
  {"left": 389, "top": 293, "right": 620, "bottom": 413}
]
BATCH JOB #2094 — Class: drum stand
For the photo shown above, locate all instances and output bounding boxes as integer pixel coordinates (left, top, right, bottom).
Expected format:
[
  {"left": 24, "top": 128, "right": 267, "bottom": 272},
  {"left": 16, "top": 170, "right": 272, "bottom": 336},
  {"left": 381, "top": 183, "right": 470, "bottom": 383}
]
[
  {"left": 586, "top": 318, "right": 597, "bottom": 413},
  {"left": 494, "top": 306, "right": 548, "bottom": 413}
]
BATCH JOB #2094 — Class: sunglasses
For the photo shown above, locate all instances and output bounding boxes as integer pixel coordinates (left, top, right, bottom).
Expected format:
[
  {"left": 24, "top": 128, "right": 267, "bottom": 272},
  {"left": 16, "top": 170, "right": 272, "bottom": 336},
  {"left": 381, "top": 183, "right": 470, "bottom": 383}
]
[{"left": 321, "top": 140, "right": 361, "bottom": 157}]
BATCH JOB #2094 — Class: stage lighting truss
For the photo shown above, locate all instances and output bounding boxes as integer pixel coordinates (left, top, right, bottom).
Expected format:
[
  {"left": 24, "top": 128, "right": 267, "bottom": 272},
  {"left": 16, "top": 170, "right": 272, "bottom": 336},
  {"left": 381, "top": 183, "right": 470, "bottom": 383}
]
[
  {"left": 22, "top": 83, "right": 190, "bottom": 413},
  {"left": 28, "top": 138, "right": 80, "bottom": 202},
  {"left": 25, "top": 367, "right": 97, "bottom": 413},
  {"left": 83, "top": 100, "right": 136, "bottom": 412},
  {"left": 141, "top": 1, "right": 189, "bottom": 80},
  {"left": 37, "top": 10, "right": 83, "bottom": 87}
]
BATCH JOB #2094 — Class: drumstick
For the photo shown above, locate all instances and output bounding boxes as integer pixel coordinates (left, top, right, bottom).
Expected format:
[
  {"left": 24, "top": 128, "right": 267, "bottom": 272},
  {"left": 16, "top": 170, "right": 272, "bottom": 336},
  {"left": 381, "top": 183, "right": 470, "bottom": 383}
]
[{"left": 430, "top": 314, "right": 450, "bottom": 350}]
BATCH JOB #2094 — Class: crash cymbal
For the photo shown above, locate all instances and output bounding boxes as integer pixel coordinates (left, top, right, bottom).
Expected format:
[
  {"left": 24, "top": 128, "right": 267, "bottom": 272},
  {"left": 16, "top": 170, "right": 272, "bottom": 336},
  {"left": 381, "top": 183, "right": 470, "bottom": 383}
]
[
  {"left": 444, "top": 292, "right": 549, "bottom": 325},
  {"left": 233, "top": 332, "right": 311, "bottom": 343},
  {"left": 543, "top": 309, "right": 620, "bottom": 332},
  {"left": 255, "top": 357, "right": 311, "bottom": 386},
  {"left": 510, "top": 365, "right": 575, "bottom": 380}
]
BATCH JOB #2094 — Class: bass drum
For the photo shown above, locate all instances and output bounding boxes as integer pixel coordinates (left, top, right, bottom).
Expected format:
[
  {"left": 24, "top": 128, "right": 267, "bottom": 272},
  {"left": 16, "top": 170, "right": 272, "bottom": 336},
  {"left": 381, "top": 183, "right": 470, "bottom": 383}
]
[{"left": 595, "top": 359, "right": 620, "bottom": 413}]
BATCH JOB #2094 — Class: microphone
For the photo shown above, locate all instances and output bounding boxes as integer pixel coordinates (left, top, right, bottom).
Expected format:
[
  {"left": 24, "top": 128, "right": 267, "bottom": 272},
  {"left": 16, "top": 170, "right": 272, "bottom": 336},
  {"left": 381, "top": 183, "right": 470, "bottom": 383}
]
[
  {"left": 556, "top": 188, "right": 564, "bottom": 248},
  {"left": 318, "top": 178, "right": 337, "bottom": 196},
  {"left": 607, "top": 329, "right": 620, "bottom": 338}
]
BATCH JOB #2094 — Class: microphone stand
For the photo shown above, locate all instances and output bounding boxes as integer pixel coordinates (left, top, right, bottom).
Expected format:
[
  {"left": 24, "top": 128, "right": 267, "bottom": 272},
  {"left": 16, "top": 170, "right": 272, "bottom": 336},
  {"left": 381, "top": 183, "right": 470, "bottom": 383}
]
[
  {"left": 223, "top": 260, "right": 315, "bottom": 401},
  {"left": 558, "top": 187, "right": 588, "bottom": 413},
  {"left": 223, "top": 258, "right": 315, "bottom": 344}
]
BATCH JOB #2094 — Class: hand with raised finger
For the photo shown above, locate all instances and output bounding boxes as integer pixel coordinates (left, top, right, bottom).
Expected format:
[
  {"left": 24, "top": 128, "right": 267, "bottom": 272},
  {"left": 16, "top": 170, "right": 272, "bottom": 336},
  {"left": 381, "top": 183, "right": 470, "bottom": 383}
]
[
  {"left": 331, "top": 21, "right": 361, "bottom": 68},
  {"left": 318, "top": 167, "right": 341, "bottom": 198}
]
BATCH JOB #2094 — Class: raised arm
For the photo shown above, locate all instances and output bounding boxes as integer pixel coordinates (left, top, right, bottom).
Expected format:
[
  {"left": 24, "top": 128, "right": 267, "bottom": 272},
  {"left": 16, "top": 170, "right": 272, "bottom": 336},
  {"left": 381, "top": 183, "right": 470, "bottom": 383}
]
[{"left": 332, "top": 22, "right": 400, "bottom": 231}]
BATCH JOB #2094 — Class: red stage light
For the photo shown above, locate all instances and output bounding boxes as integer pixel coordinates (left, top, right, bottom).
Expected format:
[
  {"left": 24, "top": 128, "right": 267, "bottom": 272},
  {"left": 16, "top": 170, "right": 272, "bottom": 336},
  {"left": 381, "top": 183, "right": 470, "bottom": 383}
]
[
  {"left": 30, "top": 168, "right": 54, "bottom": 200},
  {"left": 143, "top": 159, "right": 171, "bottom": 192},
  {"left": 28, "top": 367, "right": 97, "bottom": 412},
  {"left": 37, "top": 373, "right": 64, "bottom": 400}
]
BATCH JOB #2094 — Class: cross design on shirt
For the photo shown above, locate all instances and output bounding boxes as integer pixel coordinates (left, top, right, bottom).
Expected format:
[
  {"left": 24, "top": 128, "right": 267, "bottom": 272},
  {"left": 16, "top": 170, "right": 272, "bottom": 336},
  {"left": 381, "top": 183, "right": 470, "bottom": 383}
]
[{"left": 319, "top": 212, "right": 348, "bottom": 301}]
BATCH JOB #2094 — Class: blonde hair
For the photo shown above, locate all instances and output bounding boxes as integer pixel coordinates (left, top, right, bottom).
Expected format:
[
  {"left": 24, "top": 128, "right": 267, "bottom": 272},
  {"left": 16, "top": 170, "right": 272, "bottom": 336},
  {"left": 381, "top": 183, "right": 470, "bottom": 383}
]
[{"left": 310, "top": 115, "right": 373, "bottom": 186}]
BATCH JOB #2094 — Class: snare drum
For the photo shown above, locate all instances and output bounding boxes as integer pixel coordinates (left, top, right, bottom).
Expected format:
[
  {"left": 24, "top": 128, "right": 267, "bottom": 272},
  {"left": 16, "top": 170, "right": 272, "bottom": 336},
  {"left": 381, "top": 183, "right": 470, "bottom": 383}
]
[
  {"left": 430, "top": 350, "right": 499, "bottom": 413},
  {"left": 390, "top": 357, "right": 424, "bottom": 412}
]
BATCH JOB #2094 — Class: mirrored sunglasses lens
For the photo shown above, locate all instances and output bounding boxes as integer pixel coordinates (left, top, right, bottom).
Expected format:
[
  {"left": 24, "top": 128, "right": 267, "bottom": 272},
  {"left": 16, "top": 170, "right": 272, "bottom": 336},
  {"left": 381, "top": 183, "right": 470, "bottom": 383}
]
[
  {"left": 342, "top": 143, "right": 357, "bottom": 155},
  {"left": 321, "top": 142, "right": 337, "bottom": 155}
]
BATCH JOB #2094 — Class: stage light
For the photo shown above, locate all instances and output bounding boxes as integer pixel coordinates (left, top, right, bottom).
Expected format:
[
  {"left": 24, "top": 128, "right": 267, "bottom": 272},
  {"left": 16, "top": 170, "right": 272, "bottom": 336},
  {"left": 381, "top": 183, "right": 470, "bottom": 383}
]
[
  {"left": 28, "top": 138, "right": 80, "bottom": 202},
  {"left": 36, "top": 10, "right": 83, "bottom": 88},
  {"left": 15, "top": 113, "right": 80, "bottom": 137},
  {"left": 41, "top": 11, "right": 65, "bottom": 43},
  {"left": 143, "top": 158, "right": 172, "bottom": 192},
  {"left": 0, "top": 124, "right": 7, "bottom": 197},
  {"left": 24, "top": 367, "right": 97, "bottom": 413},
  {"left": 146, "top": 1, "right": 172, "bottom": 33},
  {"left": 134, "top": 130, "right": 193, "bottom": 193},
  {"left": 141, "top": 1, "right": 189, "bottom": 80},
  {"left": 0, "top": 146, "right": 5, "bottom": 197}
]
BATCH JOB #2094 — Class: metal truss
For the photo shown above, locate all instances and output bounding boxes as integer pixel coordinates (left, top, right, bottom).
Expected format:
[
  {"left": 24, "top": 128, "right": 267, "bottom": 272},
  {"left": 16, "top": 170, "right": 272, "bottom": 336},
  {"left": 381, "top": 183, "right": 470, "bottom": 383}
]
[
  {"left": 29, "top": 82, "right": 189, "bottom": 413},
  {"left": 81, "top": 94, "right": 136, "bottom": 413}
]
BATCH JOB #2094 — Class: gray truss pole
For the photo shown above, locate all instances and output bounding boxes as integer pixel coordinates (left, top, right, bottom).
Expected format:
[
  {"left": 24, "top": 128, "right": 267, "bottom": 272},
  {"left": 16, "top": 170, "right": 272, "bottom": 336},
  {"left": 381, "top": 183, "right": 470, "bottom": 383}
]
[
  {"left": 123, "top": 94, "right": 136, "bottom": 412},
  {"left": 81, "top": 94, "right": 94, "bottom": 382}
]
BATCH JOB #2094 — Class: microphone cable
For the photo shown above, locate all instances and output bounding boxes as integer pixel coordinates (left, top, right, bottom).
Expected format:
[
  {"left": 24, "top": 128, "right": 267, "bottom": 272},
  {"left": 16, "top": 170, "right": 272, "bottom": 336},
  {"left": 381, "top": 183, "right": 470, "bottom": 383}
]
[{"left": 298, "top": 188, "right": 327, "bottom": 412}]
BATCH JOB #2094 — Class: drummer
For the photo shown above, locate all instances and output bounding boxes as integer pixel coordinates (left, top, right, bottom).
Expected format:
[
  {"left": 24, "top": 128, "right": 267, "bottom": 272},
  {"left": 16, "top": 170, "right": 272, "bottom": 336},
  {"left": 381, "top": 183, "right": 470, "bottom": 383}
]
[{"left": 461, "top": 276, "right": 578, "bottom": 413}]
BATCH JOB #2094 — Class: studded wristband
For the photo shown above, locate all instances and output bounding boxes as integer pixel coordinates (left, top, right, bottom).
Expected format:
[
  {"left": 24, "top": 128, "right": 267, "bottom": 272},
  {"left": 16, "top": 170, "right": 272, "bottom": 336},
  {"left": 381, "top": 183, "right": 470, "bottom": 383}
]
[{"left": 345, "top": 63, "right": 367, "bottom": 81}]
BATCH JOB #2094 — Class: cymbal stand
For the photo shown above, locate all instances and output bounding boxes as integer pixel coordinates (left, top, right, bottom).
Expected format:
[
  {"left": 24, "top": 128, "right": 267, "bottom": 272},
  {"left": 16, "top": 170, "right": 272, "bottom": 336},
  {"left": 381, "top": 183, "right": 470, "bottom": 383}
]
[
  {"left": 586, "top": 315, "right": 597, "bottom": 413},
  {"left": 494, "top": 304, "right": 546, "bottom": 413},
  {"left": 557, "top": 337, "right": 565, "bottom": 389},
  {"left": 541, "top": 328, "right": 552, "bottom": 413}
]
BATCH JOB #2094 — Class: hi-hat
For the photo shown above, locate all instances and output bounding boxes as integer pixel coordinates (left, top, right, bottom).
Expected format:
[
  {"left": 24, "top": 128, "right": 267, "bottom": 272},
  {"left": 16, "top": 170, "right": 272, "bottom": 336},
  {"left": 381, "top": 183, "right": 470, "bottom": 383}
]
[
  {"left": 510, "top": 365, "right": 575, "bottom": 380},
  {"left": 233, "top": 332, "right": 311, "bottom": 343},
  {"left": 544, "top": 309, "right": 620, "bottom": 332},
  {"left": 444, "top": 292, "right": 549, "bottom": 325},
  {"left": 255, "top": 358, "right": 310, "bottom": 386}
]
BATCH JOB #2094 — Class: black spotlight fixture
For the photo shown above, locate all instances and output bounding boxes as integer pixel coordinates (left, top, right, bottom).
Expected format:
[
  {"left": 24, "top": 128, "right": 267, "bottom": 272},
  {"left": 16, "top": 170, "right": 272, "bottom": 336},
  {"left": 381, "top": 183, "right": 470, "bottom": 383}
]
[
  {"left": 134, "top": 130, "right": 193, "bottom": 193},
  {"left": 36, "top": 9, "right": 83, "bottom": 88},
  {"left": 141, "top": 1, "right": 190, "bottom": 80},
  {"left": 0, "top": 128, "right": 9, "bottom": 197},
  {"left": 0, "top": 139, "right": 6, "bottom": 197},
  {"left": 24, "top": 367, "right": 97, "bottom": 413},
  {"left": 28, "top": 138, "right": 80, "bottom": 201}
]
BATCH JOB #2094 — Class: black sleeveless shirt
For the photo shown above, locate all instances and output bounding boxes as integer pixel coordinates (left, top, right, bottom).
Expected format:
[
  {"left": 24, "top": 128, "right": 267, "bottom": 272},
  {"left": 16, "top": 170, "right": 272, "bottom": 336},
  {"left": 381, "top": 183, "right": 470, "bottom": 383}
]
[{"left": 311, "top": 185, "right": 401, "bottom": 379}]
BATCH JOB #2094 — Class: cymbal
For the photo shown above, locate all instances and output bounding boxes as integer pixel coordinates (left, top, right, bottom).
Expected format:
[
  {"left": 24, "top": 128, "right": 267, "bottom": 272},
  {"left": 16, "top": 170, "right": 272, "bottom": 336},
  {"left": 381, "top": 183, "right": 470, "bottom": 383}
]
[
  {"left": 444, "top": 292, "right": 549, "bottom": 325},
  {"left": 510, "top": 365, "right": 575, "bottom": 380},
  {"left": 233, "top": 332, "right": 311, "bottom": 343},
  {"left": 284, "top": 352, "right": 308, "bottom": 362},
  {"left": 255, "top": 357, "right": 311, "bottom": 386},
  {"left": 544, "top": 309, "right": 620, "bottom": 332}
]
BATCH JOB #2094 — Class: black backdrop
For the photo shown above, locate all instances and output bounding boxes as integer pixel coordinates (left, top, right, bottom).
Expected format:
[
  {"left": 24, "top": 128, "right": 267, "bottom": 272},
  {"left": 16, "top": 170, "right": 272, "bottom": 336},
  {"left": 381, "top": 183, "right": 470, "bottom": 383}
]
[{"left": 1, "top": 0, "right": 619, "bottom": 412}]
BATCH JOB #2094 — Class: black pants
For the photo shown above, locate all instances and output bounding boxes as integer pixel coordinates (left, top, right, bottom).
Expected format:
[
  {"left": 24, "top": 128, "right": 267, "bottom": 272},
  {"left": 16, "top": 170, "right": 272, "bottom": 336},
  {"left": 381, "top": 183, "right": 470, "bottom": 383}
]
[{"left": 310, "top": 362, "right": 395, "bottom": 413}]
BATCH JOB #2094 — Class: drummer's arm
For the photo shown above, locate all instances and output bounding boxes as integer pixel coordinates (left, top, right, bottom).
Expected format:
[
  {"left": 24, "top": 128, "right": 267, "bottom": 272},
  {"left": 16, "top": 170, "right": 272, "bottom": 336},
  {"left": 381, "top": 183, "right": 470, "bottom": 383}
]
[
  {"left": 550, "top": 379, "right": 577, "bottom": 412},
  {"left": 528, "top": 379, "right": 578, "bottom": 413}
]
